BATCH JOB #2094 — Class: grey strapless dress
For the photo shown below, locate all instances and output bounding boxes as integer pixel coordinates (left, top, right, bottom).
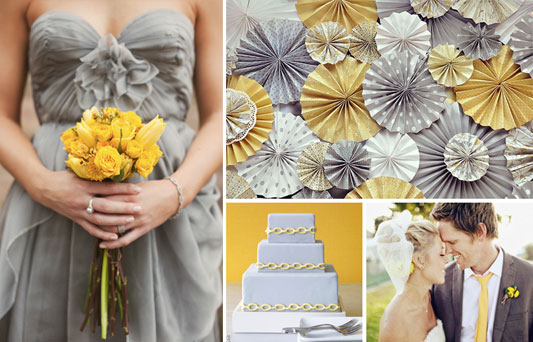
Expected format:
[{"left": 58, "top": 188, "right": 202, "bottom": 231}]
[{"left": 0, "top": 9, "right": 222, "bottom": 342}]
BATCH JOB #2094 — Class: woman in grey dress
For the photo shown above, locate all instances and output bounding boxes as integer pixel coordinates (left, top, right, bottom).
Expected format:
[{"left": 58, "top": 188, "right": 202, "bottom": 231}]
[{"left": 0, "top": 0, "right": 222, "bottom": 341}]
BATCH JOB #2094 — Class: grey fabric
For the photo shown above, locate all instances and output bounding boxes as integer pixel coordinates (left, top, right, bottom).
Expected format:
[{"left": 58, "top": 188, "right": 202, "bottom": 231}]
[{"left": 0, "top": 9, "right": 222, "bottom": 342}]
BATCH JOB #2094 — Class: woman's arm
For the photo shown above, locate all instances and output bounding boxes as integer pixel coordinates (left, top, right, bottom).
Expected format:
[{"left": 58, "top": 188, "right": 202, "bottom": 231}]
[
  {"left": 0, "top": 0, "right": 142, "bottom": 241},
  {"left": 99, "top": 0, "right": 223, "bottom": 249}
]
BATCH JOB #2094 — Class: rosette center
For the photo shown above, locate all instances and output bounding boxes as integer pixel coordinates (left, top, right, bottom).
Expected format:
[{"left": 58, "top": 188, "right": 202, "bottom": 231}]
[
  {"left": 444, "top": 133, "right": 490, "bottom": 181},
  {"left": 226, "top": 89, "right": 258, "bottom": 145}
]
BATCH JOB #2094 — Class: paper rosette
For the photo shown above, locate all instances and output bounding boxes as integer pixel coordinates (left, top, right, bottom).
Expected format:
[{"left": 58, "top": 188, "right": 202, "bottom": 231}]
[
  {"left": 505, "top": 121, "right": 533, "bottom": 186},
  {"left": 296, "top": 142, "right": 334, "bottom": 191},
  {"left": 323, "top": 140, "right": 370, "bottom": 189},
  {"left": 423, "top": 9, "right": 475, "bottom": 48},
  {"left": 376, "top": 0, "right": 415, "bottom": 19},
  {"left": 494, "top": 3, "right": 533, "bottom": 44},
  {"left": 301, "top": 57, "right": 381, "bottom": 142},
  {"left": 349, "top": 21, "right": 381, "bottom": 64},
  {"left": 376, "top": 12, "right": 431, "bottom": 57},
  {"left": 305, "top": 22, "right": 350, "bottom": 64},
  {"left": 409, "top": 102, "right": 515, "bottom": 198},
  {"left": 226, "top": 89, "right": 257, "bottom": 145},
  {"left": 452, "top": 0, "right": 524, "bottom": 25},
  {"left": 509, "top": 16, "right": 533, "bottom": 76},
  {"left": 295, "top": 0, "right": 378, "bottom": 31},
  {"left": 363, "top": 51, "right": 447, "bottom": 133},
  {"left": 226, "top": 75, "right": 274, "bottom": 165},
  {"left": 454, "top": 45, "right": 533, "bottom": 130},
  {"left": 235, "top": 112, "right": 319, "bottom": 198},
  {"left": 345, "top": 177, "right": 425, "bottom": 199},
  {"left": 227, "top": 0, "right": 300, "bottom": 52},
  {"left": 507, "top": 182, "right": 533, "bottom": 198},
  {"left": 292, "top": 188, "right": 333, "bottom": 199},
  {"left": 235, "top": 19, "right": 319, "bottom": 104},
  {"left": 428, "top": 43, "right": 474, "bottom": 87},
  {"left": 226, "top": 170, "right": 257, "bottom": 199},
  {"left": 456, "top": 23, "right": 502, "bottom": 60},
  {"left": 443, "top": 133, "right": 490, "bottom": 181},
  {"left": 411, "top": 0, "right": 453, "bottom": 18},
  {"left": 226, "top": 49, "right": 237, "bottom": 76},
  {"left": 365, "top": 130, "right": 420, "bottom": 182}
]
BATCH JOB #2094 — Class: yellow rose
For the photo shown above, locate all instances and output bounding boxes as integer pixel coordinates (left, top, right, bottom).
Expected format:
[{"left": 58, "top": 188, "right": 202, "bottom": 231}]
[
  {"left": 118, "top": 154, "right": 134, "bottom": 181},
  {"left": 121, "top": 111, "right": 143, "bottom": 129},
  {"left": 86, "top": 158, "right": 106, "bottom": 181},
  {"left": 126, "top": 139, "right": 143, "bottom": 159},
  {"left": 94, "top": 146, "right": 122, "bottom": 178},
  {"left": 68, "top": 139, "right": 90, "bottom": 158},
  {"left": 145, "top": 144, "right": 163, "bottom": 166},
  {"left": 135, "top": 116, "right": 166, "bottom": 148},
  {"left": 76, "top": 120, "right": 96, "bottom": 147},
  {"left": 93, "top": 123, "right": 113, "bottom": 142},
  {"left": 135, "top": 151, "right": 154, "bottom": 178},
  {"left": 65, "top": 156, "right": 89, "bottom": 179},
  {"left": 61, "top": 128, "right": 77, "bottom": 143}
]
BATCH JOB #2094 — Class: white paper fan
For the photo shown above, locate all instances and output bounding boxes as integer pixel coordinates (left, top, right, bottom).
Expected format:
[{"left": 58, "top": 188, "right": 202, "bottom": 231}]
[
  {"left": 376, "top": 11, "right": 431, "bottom": 57},
  {"left": 452, "top": 0, "right": 524, "bottom": 25},
  {"left": 509, "top": 15, "right": 533, "bottom": 76},
  {"left": 323, "top": 140, "right": 371, "bottom": 189}
]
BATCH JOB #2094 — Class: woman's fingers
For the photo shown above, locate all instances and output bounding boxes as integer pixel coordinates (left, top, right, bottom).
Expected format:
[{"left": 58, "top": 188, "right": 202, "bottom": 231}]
[
  {"left": 84, "top": 211, "right": 135, "bottom": 227},
  {"left": 79, "top": 220, "right": 118, "bottom": 241},
  {"left": 87, "top": 181, "right": 142, "bottom": 196},
  {"left": 92, "top": 197, "right": 142, "bottom": 215},
  {"left": 100, "top": 228, "right": 144, "bottom": 249}
]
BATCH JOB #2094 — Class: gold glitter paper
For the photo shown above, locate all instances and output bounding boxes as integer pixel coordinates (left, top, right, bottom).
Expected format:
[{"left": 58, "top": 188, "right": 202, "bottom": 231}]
[
  {"left": 428, "top": 44, "right": 474, "bottom": 87},
  {"left": 411, "top": 0, "right": 454, "bottom": 19},
  {"left": 306, "top": 21, "right": 350, "bottom": 64},
  {"left": 454, "top": 45, "right": 533, "bottom": 130},
  {"left": 295, "top": 0, "right": 378, "bottom": 31},
  {"left": 296, "top": 142, "right": 333, "bottom": 191},
  {"left": 300, "top": 57, "right": 381, "bottom": 142},
  {"left": 345, "top": 176, "right": 425, "bottom": 199},
  {"left": 349, "top": 21, "right": 381, "bottom": 64},
  {"left": 226, "top": 170, "right": 257, "bottom": 199},
  {"left": 226, "top": 75, "right": 274, "bottom": 165}
]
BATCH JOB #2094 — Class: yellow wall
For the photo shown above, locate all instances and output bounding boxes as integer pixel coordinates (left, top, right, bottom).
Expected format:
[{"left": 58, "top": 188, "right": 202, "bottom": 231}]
[{"left": 226, "top": 202, "right": 363, "bottom": 283}]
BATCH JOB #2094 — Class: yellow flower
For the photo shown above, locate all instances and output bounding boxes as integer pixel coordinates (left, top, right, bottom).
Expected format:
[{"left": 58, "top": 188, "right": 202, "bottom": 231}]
[
  {"left": 93, "top": 124, "right": 113, "bottom": 142},
  {"left": 65, "top": 156, "right": 89, "bottom": 179},
  {"left": 102, "top": 107, "right": 119, "bottom": 120},
  {"left": 121, "top": 111, "right": 143, "bottom": 129},
  {"left": 515, "top": 290, "right": 520, "bottom": 298},
  {"left": 145, "top": 144, "right": 163, "bottom": 166},
  {"left": 86, "top": 158, "right": 106, "bottom": 181},
  {"left": 135, "top": 151, "right": 154, "bottom": 178},
  {"left": 76, "top": 120, "right": 96, "bottom": 147},
  {"left": 94, "top": 146, "right": 122, "bottom": 178},
  {"left": 118, "top": 154, "right": 134, "bottom": 181},
  {"left": 135, "top": 116, "right": 166, "bottom": 148},
  {"left": 61, "top": 128, "right": 77, "bottom": 144},
  {"left": 111, "top": 117, "right": 137, "bottom": 150},
  {"left": 68, "top": 139, "right": 90, "bottom": 158},
  {"left": 82, "top": 106, "right": 99, "bottom": 122},
  {"left": 126, "top": 139, "right": 143, "bottom": 159}
]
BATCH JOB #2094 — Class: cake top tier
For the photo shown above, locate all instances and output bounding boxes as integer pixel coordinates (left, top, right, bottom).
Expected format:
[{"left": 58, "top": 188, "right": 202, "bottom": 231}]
[{"left": 267, "top": 213, "right": 316, "bottom": 243}]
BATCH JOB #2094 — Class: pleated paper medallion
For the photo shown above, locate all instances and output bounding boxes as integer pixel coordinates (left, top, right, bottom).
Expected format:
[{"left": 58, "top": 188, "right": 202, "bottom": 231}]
[
  {"left": 509, "top": 15, "right": 533, "bottom": 76},
  {"left": 505, "top": 121, "right": 533, "bottom": 187},
  {"left": 292, "top": 188, "right": 333, "bottom": 199},
  {"left": 423, "top": 9, "right": 474, "bottom": 48},
  {"left": 428, "top": 43, "right": 474, "bottom": 87},
  {"left": 301, "top": 57, "right": 381, "bottom": 142},
  {"left": 226, "top": 170, "right": 257, "bottom": 199},
  {"left": 296, "top": 142, "right": 334, "bottom": 191},
  {"left": 345, "top": 177, "right": 425, "bottom": 199},
  {"left": 349, "top": 21, "right": 381, "bottom": 64},
  {"left": 454, "top": 45, "right": 533, "bottom": 130},
  {"left": 376, "top": 12, "right": 431, "bottom": 57},
  {"left": 457, "top": 23, "right": 502, "bottom": 61},
  {"left": 295, "top": 0, "right": 378, "bottom": 31},
  {"left": 323, "top": 140, "right": 371, "bottom": 189},
  {"left": 305, "top": 21, "right": 350, "bottom": 64},
  {"left": 376, "top": 0, "right": 415, "bottom": 20},
  {"left": 411, "top": 0, "right": 454, "bottom": 19},
  {"left": 452, "top": 0, "right": 524, "bottom": 25}
]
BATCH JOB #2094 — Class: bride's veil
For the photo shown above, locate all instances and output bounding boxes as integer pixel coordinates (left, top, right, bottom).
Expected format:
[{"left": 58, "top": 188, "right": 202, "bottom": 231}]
[{"left": 375, "top": 210, "right": 414, "bottom": 294}]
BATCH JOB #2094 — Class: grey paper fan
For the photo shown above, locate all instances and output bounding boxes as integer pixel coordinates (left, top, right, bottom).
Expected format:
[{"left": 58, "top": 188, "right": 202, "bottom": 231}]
[
  {"left": 457, "top": 23, "right": 502, "bottom": 60},
  {"left": 494, "top": 3, "right": 533, "bottom": 44},
  {"left": 235, "top": 19, "right": 319, "bottom": 104},
  {"left": 452, "top": 0, "right": 524, "bottom": 25},
  {"left": 409, "top": 102, "right": 515, "bottom": 198},
  {"left": 323, "top": 140, "right": 370, "bottom": 189},
  {"left": 509, "top": 16, "right": 533, "bottom": 76},
  {"left": 362, "top": 51, "right": 447, "bottom": 134},
  {"left": 505, "top": 121, "right": 533, "bottom": 187},
  {"left": 376, "top": 0, "right": 415, "bottom": 19},
  {"left": 507, "top": 182, "right": 533, "bottom": 198},
  {"left": 423, "top": 9, "right": 475, "bottom": 48},
  {"left": 292, "top": 188, "right": 333, "bottom": 199}
]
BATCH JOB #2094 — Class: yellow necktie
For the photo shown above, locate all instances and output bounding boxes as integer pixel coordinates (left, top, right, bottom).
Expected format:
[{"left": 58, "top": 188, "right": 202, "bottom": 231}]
[{"left": 474, "top": 272, "right": 493, "bottom": 342}]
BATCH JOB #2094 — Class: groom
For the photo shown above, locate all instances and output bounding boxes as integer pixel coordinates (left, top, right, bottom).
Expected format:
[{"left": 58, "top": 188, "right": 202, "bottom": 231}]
[{"left": 430, "top": 203, "right": 533, "bottom": 342}]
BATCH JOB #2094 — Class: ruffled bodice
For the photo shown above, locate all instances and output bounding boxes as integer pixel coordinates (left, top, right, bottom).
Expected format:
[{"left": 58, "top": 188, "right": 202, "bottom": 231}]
[{"left": 29, "top": 9, "right": 195, "bottom": 123}]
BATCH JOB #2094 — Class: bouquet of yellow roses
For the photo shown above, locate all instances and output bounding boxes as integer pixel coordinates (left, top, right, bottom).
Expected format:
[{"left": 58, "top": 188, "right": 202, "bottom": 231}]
[{"left": 61, "top": 107, "right": 165, "bottom": 339}]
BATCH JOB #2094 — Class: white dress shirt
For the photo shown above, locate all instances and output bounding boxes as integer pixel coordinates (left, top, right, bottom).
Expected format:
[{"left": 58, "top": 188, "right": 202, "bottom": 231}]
[{"left": 461, "top": 248, "right": 504, "bottom": 342}]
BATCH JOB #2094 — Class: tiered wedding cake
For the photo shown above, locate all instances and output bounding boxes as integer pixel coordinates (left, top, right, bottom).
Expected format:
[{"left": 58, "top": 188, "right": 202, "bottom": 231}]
[{"left": 241, "top": 213, "right": 339, "bottom": 313}]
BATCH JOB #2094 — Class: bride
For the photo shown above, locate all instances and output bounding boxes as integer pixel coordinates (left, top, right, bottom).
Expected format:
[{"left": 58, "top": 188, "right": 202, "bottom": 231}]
[
  {"left": 0, "top": 0, "right": 222, "bottom": 341},
  {"left": 376, "top": 211, "right": 448, "bottom": 342}
]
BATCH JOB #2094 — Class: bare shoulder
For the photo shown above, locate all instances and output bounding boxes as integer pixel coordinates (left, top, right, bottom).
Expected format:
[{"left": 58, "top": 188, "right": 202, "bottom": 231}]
[{"left": 379, "top": 296, "right": 411, "bottom": 341}]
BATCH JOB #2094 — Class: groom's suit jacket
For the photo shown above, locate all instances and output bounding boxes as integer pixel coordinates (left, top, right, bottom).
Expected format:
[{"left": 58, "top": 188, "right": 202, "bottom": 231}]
[{"left": 432, "top": 250, "right": 533, "bottom": 342}]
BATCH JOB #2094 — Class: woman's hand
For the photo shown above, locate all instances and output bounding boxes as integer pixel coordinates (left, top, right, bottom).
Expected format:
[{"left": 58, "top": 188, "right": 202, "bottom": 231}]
[
  {"left": 31, "top": 170, "right": 143, "bottom": 241},
  {"left": 98, "top": 178, "right": 179, "bottom": 249}
]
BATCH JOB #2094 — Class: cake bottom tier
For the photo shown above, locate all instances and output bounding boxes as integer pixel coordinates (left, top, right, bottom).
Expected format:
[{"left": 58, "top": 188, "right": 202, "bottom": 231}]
[{"left": 242, "top": 264, "right": 339, "bottom": 312}]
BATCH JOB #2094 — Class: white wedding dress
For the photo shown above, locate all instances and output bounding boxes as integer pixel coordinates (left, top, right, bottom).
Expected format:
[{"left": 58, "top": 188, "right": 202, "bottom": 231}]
[{"left": 425, "top": 320, "right": 446, "bottom": 342}]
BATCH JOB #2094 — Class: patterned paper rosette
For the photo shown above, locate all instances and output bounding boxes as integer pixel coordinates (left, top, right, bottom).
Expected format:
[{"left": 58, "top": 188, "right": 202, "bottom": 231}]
[
  {"left": 423, "top": 9, "right": 475, "bottom": 48},
  {"left": 376, "top": 0, "right": 415, "bottom": 20},
  {"left": 323, "top": 140, "right": 370, "bottom": 189},
  {"left": 235, "top": 112, "right": 319, "bottom": 198},
  {"left": 428, "top": 44, "right": 474, "bottom": 87},
  {"left": 509, "top": 16, "right": 533, "bottom": 76},
  {"left": 411, "top": 0, "right": 453, "bottom": 19},
  {"left": 505, "top": 121, "right": 533, "bottom": 187},
  {"left": 456, "top": 23, "right": 502, "bottom": 60},
  {"left": 292, "top": 188, "right": 333, "bottom": 199},
  {"left": 301, "top": 57, "right": 381, "bottom": 142},
  {"left": 365, "top": 130, "right": 420, "bottom": 182},
  {"left": 295, "top": 0, "right": 378, "bottom": 31},
  {"left": 349, "top": 21, "right": 381, "bottom": 64},
  {"left": 507, "top": 182, "right": 533, "bottom": 198},
  {"left": 376, "top": 12, "right": 431, "bottom": 57},
  {"left": 494, "top": 3, "right": 533, "bottom": 44},
  {"left": 363, "top": 51, "right": 447, "bottom": 134},
  {"left": 305, "top": 22, "right": 350, "bottom": 64},
  {"left": 443, "top": 133, "right": 490, "bottom": 181},
  {"left": 227, "top": 0, "right": 300, "bottom": 52},
  {"left": 296, "top": 142, "right": 334, "bottom": 191},
  {"left": 454, "top": 45, "right": 533, "bottom": 131},
  {"left": 226, "top": 170, "right": 257, "bottom": 199},
  {"left": 226, "top": 49, "right": 237, "bottom": 76},
  {"left": 452, "top": 0, "right": 524, "bottom": 25},
  {"left": 345, "top": 177, "right": 425, "bottom": 199},
  {"left": 235, "top": 19, "right": 319, "bottom": 104},
  {"left": 409, "top": 102, "right": 515, "bottom": 198},
  {"left": 226, "top": 75, "right": 274, "bottom": 165}
]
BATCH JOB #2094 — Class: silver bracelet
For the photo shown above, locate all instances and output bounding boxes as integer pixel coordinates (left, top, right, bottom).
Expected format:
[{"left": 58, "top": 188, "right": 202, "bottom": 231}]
[{"left": 166, "top": 176, "right": 183, "bottom": 219}]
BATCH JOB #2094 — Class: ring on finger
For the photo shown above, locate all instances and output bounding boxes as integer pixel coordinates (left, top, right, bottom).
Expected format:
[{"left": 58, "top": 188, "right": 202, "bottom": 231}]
[
  {"left": 86, "top": 197, "right": 95, "bottom": 214},
  {"left": 117, "top": 225, "right": 126, "bottom": 234}
]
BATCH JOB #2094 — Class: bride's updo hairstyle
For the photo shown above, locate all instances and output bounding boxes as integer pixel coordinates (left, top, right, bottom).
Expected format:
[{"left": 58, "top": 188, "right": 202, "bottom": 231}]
[{"left": 405, "top": 220, "right": 439, "bottom": 256}]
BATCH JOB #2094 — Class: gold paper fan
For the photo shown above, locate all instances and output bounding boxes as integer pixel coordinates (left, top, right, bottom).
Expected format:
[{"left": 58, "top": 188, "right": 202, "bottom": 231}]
[
  {"left": 300, "top": 57, "right": 381, "bottom": 142},
  {"left": 349, "top": 21, "right": 380, "bottom": 64},
  {"left": 345, "top": 177, "right": 425, "bottom": 199},
  {"left": 296, "top": 142, "right": 333, "bottom": 191},
  {"left": 226, "top": 170, "right": 257, "bottom": 199},
  {"left": 226, "top": 75, "right": 274, "bottom": 165},
  {"left": 295, "top": 0, "right": 378, "bottom": 31},
  {"left": 454, "top": 45, "right": 533, "bottom": 130},
  {"left": 428, "top": 43, "right": 474, "bottom": 87},
  {"left": 306, "top": 21, "right": 350, "bottom": 64}
]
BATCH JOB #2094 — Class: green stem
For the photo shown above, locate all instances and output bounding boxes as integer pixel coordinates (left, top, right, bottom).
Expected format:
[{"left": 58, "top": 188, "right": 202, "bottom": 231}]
[{"left": 101, "top": 249, "right": 109, "bottom": 339}]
